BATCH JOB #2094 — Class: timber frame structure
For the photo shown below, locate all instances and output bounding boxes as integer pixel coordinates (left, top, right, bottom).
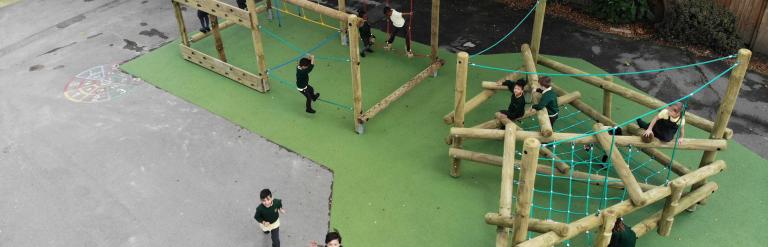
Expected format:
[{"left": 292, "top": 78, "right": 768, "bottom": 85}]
[
  {"left": 171, "top": 0, "right": 444, "bottom": 134},
  {"left": 443, "top": 0, "right": 752, "bottom": 246}
]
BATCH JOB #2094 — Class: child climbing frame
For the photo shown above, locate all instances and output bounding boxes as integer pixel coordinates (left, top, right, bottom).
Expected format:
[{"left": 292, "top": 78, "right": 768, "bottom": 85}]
[{"left": 443, "top": 0, "right": 753, "bottom": 246}]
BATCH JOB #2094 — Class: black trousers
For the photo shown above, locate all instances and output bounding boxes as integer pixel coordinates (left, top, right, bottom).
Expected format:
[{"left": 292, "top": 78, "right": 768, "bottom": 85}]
[
  {"left": 549, "top": 114, "right": 558, "bottom": 127},
  {"left": 299, "top": 85, "right": 316, "bottom": 111},
  {"left": 387, "top": 26, "right": 411, "bottom": 51},
  {"left": 269, "top": 227, "right": 280, "bottom": 247},
  {"left": 197, "top": 11, "right": 210, "bottom": 29},
  {"left": 237, "top": 0, "right": 246, "bottom": 9}
]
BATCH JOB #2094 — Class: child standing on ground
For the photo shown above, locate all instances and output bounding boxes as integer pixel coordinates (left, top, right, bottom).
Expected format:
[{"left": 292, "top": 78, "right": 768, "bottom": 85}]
[
  {"left": 636, "top": 102, "right": 686, "bottom": 144},
  {"left": 197, "top": 10, "right": 211, "bottom": 33},
  {"left": 358, "top": 10, "right": 375, "bottom": 57},
  {"left": 255, "top": 189, "right": 286, "bottom": 247},
  {"left": 382, "top": 7, "right": 414, "bottom": 57},
  {"left": 296, "top": 54, "right": 320, "bottom": 113},
  {"left": 528, "top": 76, "right": 559, "bottom": 126}
]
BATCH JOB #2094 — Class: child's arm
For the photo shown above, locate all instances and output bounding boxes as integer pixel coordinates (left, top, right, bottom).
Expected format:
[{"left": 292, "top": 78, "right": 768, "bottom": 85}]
[
  {"left": 677, "top": 124, "right": 685, "bottom": 145},
  {"left": 643, "top": 116, "right": 660, "bottom": 137},
  {"left": 403, "top": 12, "right": 414, "bottom": 16}
]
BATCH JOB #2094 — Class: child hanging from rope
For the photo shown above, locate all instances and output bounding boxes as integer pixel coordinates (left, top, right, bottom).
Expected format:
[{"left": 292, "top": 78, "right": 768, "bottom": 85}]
[
  {"left": 382, "top": 7, "right": 414, "bottom": 58},
  {"left": 358, "top": 10, "right": 375, "bottom": 57},
  {"left": 636, "top": 102, "right": 686, "bottom": 145},
  {"left": 297, "top": 54, "right": 320, "bottom": 114},
  {"left": 528, "top": 76, "right": 559, "bottom": 126},
  {"left": 495, "top": 79, "right": 528, "bottom": 122},
  {"left": 197, "top": 10, "right": 211, "bottom": 33}
]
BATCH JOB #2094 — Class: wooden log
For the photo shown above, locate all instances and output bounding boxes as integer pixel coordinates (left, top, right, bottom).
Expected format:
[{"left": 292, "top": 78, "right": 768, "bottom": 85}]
[
  {"left": 209, "top": 15, "right": 227, "bottom": 62},
  {"left": 693, "top": 49, "right": 751, "bottom": 200},
  {"left": 595, "top": 210, "right": 617, "bottom": 247},
  {"left": 496, "top": 124, "right": 518, "bottom": 247},
  {"left": 189, "top": 20, "right": 236, "bottom": 43},
  {"left": 172, "top": 1, "right": 190, "bottom": 47},
  {"left": 173, "top": 0, "right": 253, "bottom": 28},
  {"left": 284, "top": 0, "right": 350, "bottom": 21},
  {"left": 521, "top": 44, "right": 541, "bottom": 104},
  {"left": 443, "top": 90, "right": 496, "bottom": 124},
  {"left": 447, "top": 148, "right": 657, "bottom": 191},
  {"left": 472, "top": 119, "right": 502, "bottom": 129},
  {"left": 485, "top": 213, "right": 570, "bottom": 237},
  {"left": 593, "top": 123, "right": 647, "bottom": 206},
  {"left": 347, "top": 15, "right": 363, "bottom": 133},
  {"left": 538, "top": 55, "right": 734, "bottom": 139},
  {"left": 551, "top": 85, "right": 616, "bottom": 127},
  {"left": 530, "top": 0, "right": 547, "bottom": 61},
  {"left": 512, "top": 138, "right": 541, "bottom": 245},
  {"left": 518, "top": 162, "right": 725, "bottom": 246},
  {"left": 539, "top": 146, "right": 570, "bottom": 173},
  {"left": 632, "top": 182, "right": 719, "bottom": 237},
  {"left": 450, "top": 52, "right": 469, "bottom": 177},
  {"left": 537, "top": 108, "right": 553, "bottom": 137},
  {"left": 430, "top": 0, "right": 441, "bottom": 63},
  {"left": 603, "top": 76, "right": 613, "bottom": 119},
  {"left": 359, "top": 60, "right": 444, "bottom": 123},
  {"left": 658, "top": 180, "right": 684, "bottom": 236},
  {"left": 180, "top": 45, "right": 265, "bottom": 92},
  {"left": 449, "top": 128, "right": 727, "bottom": 151},
  {"left": 247, "top": 0, "right": 269, "bottom": 91},
  {"left": 338, "top": 0, "right": 347, "bottom": 45},
  {"left": 472, "top": 92, "right": 580, "bottom": 132}
]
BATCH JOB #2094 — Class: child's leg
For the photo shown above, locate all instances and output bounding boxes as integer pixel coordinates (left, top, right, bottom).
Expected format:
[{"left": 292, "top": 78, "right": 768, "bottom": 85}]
[
  {"left": 203, "top": 15, "right": 210, "bottom": 29},
  {"left": 404, "top": 26, "right": 412, "bottom": 51},
  {"left": 270, "top": 228, "right": 280, "bottom": 247},
  {"left": 549, "top": 115, "right": 558, "bottom": 127},
  {"left": 386, "top": 27, "right": 398, "bottom": 45},
  {"left": 303, "top": 87, "right": 314, "bottom": 111}
]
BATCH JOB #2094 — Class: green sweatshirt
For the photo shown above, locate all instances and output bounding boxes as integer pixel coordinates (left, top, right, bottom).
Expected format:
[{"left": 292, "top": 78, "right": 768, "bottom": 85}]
[
  {"left": 532, "top": 88, "right": 559, "bottom": 116},
  {"left": 608, "top": 228, "right": 637, "bottom": 247},
  {"left": 254, "top": 199, "right": 283, "bottom": 224}
]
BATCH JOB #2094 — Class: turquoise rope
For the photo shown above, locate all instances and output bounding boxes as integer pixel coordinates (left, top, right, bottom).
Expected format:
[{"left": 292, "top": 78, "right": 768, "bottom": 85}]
[
  {"left": 261, "top": 26, "right": 306, "bottom": 53},
  {"left": 469, "top": 54, "right": 736, "bottom": 77},
  {"left": 268, "top": 31, "right": 340, "bottom": 71},
  {"left": 469, "top": 0, "right": 540, "bottom": 58},
  {"left": 269, "top": 73, "right": 354, "bottom": 111}
]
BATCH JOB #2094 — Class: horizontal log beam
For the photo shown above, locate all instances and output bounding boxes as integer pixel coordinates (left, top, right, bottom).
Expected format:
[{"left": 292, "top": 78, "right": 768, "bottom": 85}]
[
  {"left": 360, "top": 61, "right": 444, "bottom": 122},
  {"left": 485, "top": 213, "right": 571, "bottom": 237},
  {"left": 173, "top": 0, "right": 253, "bottom": 28},
  {"left": 284, "top": 0, "right": 351, "bottom": 21}
]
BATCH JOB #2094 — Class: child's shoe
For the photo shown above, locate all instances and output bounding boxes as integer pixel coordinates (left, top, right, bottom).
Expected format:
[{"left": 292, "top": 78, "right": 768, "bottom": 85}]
[
  {"left": 383, "top": 43, "right": 392, "bottom": 51},
  {"left": 406, "top": 50, "right": 414, "bottom": 58},
  {"left": 313, "top": 93, "right": 320, "bottom": 101},
  {"left": 306, "top": 108, "right": 316, "bottom": 114}
]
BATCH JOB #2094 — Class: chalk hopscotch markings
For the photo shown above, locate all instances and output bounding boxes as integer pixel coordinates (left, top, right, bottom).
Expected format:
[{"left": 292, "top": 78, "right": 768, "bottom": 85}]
[{"left": 63, "top": 64, "right": 143, "bottom": 103}]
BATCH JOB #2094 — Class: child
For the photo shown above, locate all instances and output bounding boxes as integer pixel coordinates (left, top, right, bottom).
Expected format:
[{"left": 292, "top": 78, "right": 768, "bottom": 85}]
[
  {"left": 608, "top": 218, "right": 637, "bottom": 247},
  {"left": 498, "top": 79, "right": 527, "bottom": 121},
  {"left": 636, "top": 102, "right": 686, "bottom": 145},
  {"left": 255, "top": 189, "right": 286, "bottom": 247},
  {"left": 358, "top": 10, "right": 375, "bottom": 57},
  {"left": 382, "top": 7, "right": 413, "bottom": 57},
  {"left": 237, "top": 0, "right": 246, "bottom": 9},
  {"left": 309, "top": 230, "right": 342, "bottom": 247},
  {"left": 296, "top": 55, "right": 320, "bottom": 113},
  {"left": 197, "top": 10, "right": 210, "bottom": 33},
  {"left": 528, "top": 76, "right": 559, "bottom": 126}
]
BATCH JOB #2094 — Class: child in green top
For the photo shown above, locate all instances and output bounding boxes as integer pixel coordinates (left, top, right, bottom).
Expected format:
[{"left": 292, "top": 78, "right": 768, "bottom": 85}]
[
  {"left": 528, "top": 76, "right": 559, "bottom": 126},
  {"left": 297, "top": 55, "right": 320, "bottom": 113},
  {"left": 255, "top": 189, "right": 286, "bottom": 247}
]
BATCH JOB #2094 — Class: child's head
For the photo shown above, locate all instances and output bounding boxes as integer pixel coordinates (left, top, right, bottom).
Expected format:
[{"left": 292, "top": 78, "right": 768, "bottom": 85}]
[
  {"left": 260, "top": 189, "right": 273, "bottom": 207},
  {"left": 612, "top": 217, "right": 626, "bottom": 233},
  {"left": 513, "top": 79, "right": 527, "bottom": 95},
  {"left": 358, "top": 10, "right": 368, "bottom": 19},
  {"left": 324, "top": 231, "right": 342, "bottom": 247},
  {"left": 668, "top": 102, "right": 684, "bottom": 117},
  {"left": 383, "top": 7, "right": 392, "bottom": 16},
  {"left": 299, "top": 58, "right": 312, "bottom": 68},
  {"left": 539, "top": 76, "right": 552, "bottom": 89}
]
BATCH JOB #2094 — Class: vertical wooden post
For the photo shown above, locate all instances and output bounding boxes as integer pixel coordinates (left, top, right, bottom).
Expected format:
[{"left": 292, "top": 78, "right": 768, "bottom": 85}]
[
  {"left": 595, "top": 210, "right": 617, "bottom": 247},
  {"left": 348, "top": 15, "right": 364, "bottom": 133},
  {"left": 691, "top": 49, "right": 751, "bottom": 201},
  {"left": 430, "top": 0, "right": 441, "bottom": 63},
  {"left": 658, "top": 180, "right": 684, "bottom": 236},
  {"left": 247, "top": 0, "right": 270, "bottom": 91},
  {"left": 450, "top": 52, "right": 469, "bottom": 177},
  {"left": 496, "top": 123, "right": 518, "bottom": 247},
  {"left": 339, "top": 0, "right": 348, "bottom": 45},
  {"left": 512, "top": 137, "right": 541, "bottom": 245},
  {"left": 603, "top": 76, "right": 613, "bottom": 119},
  {"left": 172, "top": 1, "right": 190, "bottom": 47},
  {"left": 530, "top": 0, "right": 547, "bottom": 61},
  {"left": 210, "top": 15, "right": 228, "bottom": 62},
  {"left": 537, "top": 108, "right": 553, "bottom": 137}
]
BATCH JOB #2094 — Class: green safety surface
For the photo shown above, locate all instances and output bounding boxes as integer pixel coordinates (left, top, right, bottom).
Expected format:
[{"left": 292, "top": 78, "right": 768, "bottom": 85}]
[{"left": 122, "top": 11, "right": 768, "bottom": 247}]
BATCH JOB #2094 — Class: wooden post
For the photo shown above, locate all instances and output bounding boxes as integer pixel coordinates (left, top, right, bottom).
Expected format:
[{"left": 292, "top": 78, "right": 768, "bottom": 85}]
[
  {"left": 537, "top": 108, "right": 553, "bottom": 137},
  {"left": 210, "top": 15, "right": 227, "bottom": 62},
  {"left": 512, "top": 138, "right": 541, "bottom": 245},
  {"left": 595, "top": 210, "right": 617, "bottom": 247},
  {"left": 247, "top": 0, "right": 270, "bottom": 91},
  {"left": 658, "top": 180, "right": 684, "bottom": 236},
  {"left": 603, "top": 76, "right": 613, "bottom": 119},
  {"left": 692, "top": 49, "right": 751, "bottom": 199},
  {"left": 530, "top": 0, "right": 547, "bottom": 61},
  {"left": 593, "top": 123, "right": 647, "bottom": 206},
  {"left": 172, "top": 1, "right": 190, "bottom": 46},
  {"left": 430, "top": 0, "right": 441, "bottom": 63},
  {"left": 450, "top": 52, "right": 469, "bottom": 177},
  {"left": 496, "top": 123, "right": 518, "bottom": 247},
  {"left": 521, "top": 44, "right": 540, "bottom": 102},
  {"left": 338, "top": 0, "right": 348, "bottom": 45},
  {"left": 348, "top": 15, "right": 364, "bottom": 133}
]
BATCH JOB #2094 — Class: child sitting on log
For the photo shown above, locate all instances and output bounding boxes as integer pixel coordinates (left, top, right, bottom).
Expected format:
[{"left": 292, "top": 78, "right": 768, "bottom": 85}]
[
  {"left": 636, "top": 102, "right": 686, "bottom": 145},
  {"left": 357, "top": 10, "right": 375, "bottom": 57},
  {"left": 382, "top": 7, "right": 414, "bottom": 58},
  {"left": 528, "top": 76, "right": 559, "bottom": 126},
  {"left": 495, "top": 79, "right": 528, "bottom": 122},
  {"left": 297, "top": 54, "right": 320, "bottom": 114},
  {"left": 309, "top": 230, "right": 342, "bottom": 247}
]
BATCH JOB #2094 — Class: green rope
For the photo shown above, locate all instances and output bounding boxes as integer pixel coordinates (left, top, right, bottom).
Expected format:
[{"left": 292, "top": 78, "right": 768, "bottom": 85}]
[{"left": 470, "top": 0, "right": 540, "bottom": 58}]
